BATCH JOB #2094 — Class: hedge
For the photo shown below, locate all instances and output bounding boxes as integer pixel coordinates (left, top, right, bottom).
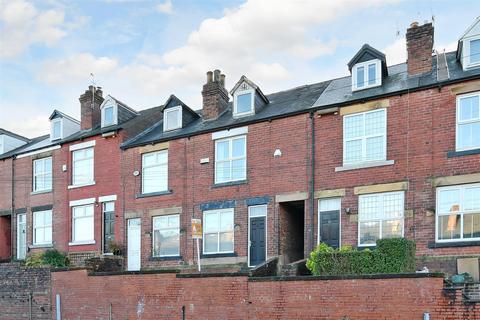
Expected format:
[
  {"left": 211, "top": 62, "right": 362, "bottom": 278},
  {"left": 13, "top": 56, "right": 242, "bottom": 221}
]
[
  {"left": 306, "top": 238, "right": 416, "bottom": 276},
  {"left": 25, "top": 249, "right": 70, "bottom": 268}
]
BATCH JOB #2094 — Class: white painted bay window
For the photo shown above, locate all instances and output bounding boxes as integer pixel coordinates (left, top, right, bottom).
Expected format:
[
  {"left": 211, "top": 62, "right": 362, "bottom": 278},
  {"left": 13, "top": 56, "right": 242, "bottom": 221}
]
[
  {"left": 142, "top": 150, "right": 168, "bottom": 194},
  {"left": 153, "top": 214, "right": 180, "bottom": 257},
  {"left": 358, "top": 191, "right": 404, "bottom": 246},
  {"left": 203, "top": 208, "right": 234, "bottom": 254},
  {"left": 343, "top": 109, "right": 386, "bottom": 164},
  {"left": 436, "top": 184, "right": 480, "bottom": 242}
]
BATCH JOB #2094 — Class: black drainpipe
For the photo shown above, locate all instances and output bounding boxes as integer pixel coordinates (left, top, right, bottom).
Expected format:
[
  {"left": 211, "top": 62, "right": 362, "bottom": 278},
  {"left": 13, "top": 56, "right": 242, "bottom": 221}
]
[
  {"left": 11, "top": 156, "right": 15, "bottom": 261},
  {"left": 308, "top": 111, "right": 315, "bottom": 254}
]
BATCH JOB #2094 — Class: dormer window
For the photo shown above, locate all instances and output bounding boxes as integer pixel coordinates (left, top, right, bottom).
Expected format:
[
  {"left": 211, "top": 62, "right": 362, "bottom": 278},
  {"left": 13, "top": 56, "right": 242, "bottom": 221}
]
[
  {"left": 230, "top": 76, "right": 268, "bottom": 118},
  {"left": 465, "top": 36, "right": 480, "bottom": 69},
  {"left": 101, "top": 98, "right": 118, "bottom": 127},
  {"left": 234, "top": 91, "right": 254, "bottom": 116},
  {"left": 164, "top": 106, "right": 182, "bottom": 131},
  {"left": 352, "top": 60, "right": 381, "bottom": 91},
  {"left": 51, "top": 119, "right": 62, "bottom": 140}
]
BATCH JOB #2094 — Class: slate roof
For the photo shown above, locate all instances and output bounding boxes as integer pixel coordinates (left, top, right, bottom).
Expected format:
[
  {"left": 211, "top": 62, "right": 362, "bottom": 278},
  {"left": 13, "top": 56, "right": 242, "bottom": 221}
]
[
  {"left": 123, "top": 51, "right": 480, "bottom": 150},
  {"left": 0, "top": 128, "right": 30, "bottom": 142},
  {"left": 0, "top": 135, "right": 49, "bottom": 160},
  {"left": 122, "top": 80, "right": 330, "bottom": 148}
]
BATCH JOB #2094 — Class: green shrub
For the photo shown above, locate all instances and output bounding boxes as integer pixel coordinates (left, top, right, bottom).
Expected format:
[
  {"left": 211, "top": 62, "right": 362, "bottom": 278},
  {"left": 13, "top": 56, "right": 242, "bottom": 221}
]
[
  {"left": 43, "top": 249, "right": 70, "bottom": 268},
  {"left": 25, "top": 252, "right": 44, "bottom": 267},
  {"left": 25, "top": 249, "right": 70, "bottom": 268},
  {"left": 306, "top": 238, "right": 416, "bottom": 276}
]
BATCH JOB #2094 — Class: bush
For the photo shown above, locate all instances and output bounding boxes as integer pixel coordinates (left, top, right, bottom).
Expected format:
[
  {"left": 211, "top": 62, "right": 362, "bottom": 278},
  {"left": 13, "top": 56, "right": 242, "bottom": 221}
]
[
  {"left": 306, "top": 238, "right": 416, "bottom": 276},
  {"left": 25, "top": 249, "right": 70, "bottom": 268}
]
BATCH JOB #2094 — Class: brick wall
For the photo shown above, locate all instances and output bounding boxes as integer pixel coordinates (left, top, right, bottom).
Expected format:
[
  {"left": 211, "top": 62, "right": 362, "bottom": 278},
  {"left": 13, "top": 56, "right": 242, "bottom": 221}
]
[
  {"left": 0, "top": 263, "right": 51, "bottom": 320},
  {"left": 51, "top": 269, "right": 479, "bottom": 319}
]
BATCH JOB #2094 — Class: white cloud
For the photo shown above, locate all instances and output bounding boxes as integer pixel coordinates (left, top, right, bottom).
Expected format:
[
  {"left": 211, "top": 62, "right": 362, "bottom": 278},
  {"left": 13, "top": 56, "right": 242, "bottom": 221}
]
[
  {"left": 384, "top": 37, "right": 406, "bottom": 66},
  {"left": 0, "top": 0, "right": 66, "bottom": 58},
  {"left": 156, "top": 0, "right": 173, "bottom": 15}
]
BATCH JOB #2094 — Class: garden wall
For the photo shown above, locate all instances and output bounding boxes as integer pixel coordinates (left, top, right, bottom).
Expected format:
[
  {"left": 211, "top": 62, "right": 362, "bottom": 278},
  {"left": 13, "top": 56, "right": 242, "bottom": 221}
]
[{"left": 51, "top": 270, "right": 480, "bottom": 320}]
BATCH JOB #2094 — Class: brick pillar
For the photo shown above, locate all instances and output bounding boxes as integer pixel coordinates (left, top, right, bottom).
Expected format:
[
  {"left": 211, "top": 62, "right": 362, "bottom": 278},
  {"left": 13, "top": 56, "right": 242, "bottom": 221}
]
[
  {"left": 406, "top": 22, "right": 434, "bottom": 76},
  {"left": 79, "top": 86, "right": 104, "bottom": 130},
  {"left": 202, "top": 70, "right": 229, "bottom": 121}
]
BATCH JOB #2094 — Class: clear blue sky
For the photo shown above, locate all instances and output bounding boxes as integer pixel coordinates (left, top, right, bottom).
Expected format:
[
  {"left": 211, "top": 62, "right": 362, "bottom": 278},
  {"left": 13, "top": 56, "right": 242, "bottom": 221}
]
[{"left": 1, "top": 0, "right": 479, "bottom": 137}]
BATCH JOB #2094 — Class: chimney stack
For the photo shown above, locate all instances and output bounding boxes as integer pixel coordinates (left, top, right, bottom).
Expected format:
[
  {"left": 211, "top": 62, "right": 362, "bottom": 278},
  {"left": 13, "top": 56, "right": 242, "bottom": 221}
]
[
  {"left": 79, "top": 85, "right": 104, "bottom": 130},
  {"left": 406, "top": 21, "right": 434, "bottom": 76},
  {"left": 202, "top": 69, "right": 229, "bottom": 121}
]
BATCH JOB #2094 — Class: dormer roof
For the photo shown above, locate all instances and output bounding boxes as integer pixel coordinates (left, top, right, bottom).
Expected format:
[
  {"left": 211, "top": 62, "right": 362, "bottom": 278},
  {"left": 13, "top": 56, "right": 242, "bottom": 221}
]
[
  {"left": 0, "top": 128, "right": 30, "bottom": 142},
  {"left": 48, "top": 109, "right": 80, "bottom": 124},
  {"left": 456, "top": 16, "right": 480, "bottom": 61},
  {"left": 230, "top": 75, "right": 269, "bottom": 104},
  {"left": 347, "top": 44, "right": 388, "bottom": 76}
]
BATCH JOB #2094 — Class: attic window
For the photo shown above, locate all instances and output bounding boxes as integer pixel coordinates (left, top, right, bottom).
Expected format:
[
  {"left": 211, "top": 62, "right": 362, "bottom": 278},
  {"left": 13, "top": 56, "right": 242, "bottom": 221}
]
[
  {"left": 352, "top": 60, "right": 381, "bottom": 91},
  {"left": 233, "top": 89, "right": 254, "bottom": 117},
  {"left": 101, "top": 100, "right": 117, "bottom": 127},
  {"left": 51, "top": 119, "right": 62, "bottom": 140},
  {"left": 465, "top": 37, "right": 480, "bottom": 69},
  {"left": 164, "top": 106, "right": 182, "bottom": 131}
]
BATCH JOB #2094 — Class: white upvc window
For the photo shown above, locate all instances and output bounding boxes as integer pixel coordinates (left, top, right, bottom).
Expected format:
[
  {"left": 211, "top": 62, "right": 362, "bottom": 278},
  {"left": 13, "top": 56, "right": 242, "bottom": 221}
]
[
  {"left": 456, "top": 92, "right": 480, "bottom": 151},
  {"left": 352, "top": 59, "right": 381, "bottom": 91},
  {"left": 33, "top": 157, "right": 52, "bottom": 192},
  {"left": 436, "top": 183, "right": 480, "bottom": 242},
  {"left": 214, "top": 135, "right": 246, "bottom": 184},
  {"left": 343, "top": 108, "right": 386, "bottom": 165},
  {"left": 72, "top": 147, "right": 94, "bottom": 186},
  {"left": 142, "top": 150, "right": 168, "bottom": 194},
  {"left": 72, "top": 204, "right": 94, "bottom": 243},
  {"left": 464, "top": 35, "right": 480, "bottom": 69},
  {"left": 203, "top": 208, "right": 234, "bottom": 254},
  {"left": 164, "top": 106, "right": 182, "bottom": 132},
  {"left": 358, "top": 191, "right": 404, "bottom": 246},
  {"left": 102, "top": 103, "right": 117, "bottom": 127},
  {"left": 153, "top": 214, "right": 180, "bottom": 257},
  {"left": 51, "top": 119, "right": 62, "bottom": 141},
  {"left": 33, "top": 210, "right": 52, "bottom": 245},
  {"left": 233, "top": 90, "right": 254, "bottom": 117}
]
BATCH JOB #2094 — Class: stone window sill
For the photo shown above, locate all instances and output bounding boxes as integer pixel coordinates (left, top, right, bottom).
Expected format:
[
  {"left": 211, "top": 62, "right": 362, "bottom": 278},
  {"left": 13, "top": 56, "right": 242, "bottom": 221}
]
[
  {"left": 136, "top": 190, "right": 172, "bottom": 199},
  {"left": 335, "top": 160, "right": 395, "bottom": 172},
  {"left": 68, "top": 240, "right": 96, "bottom": 246},
  {"left": 428, "top": 241, "right": 480, "bottom": 249},
  {"left": 201, "top": 252, "right": 237, "bottom": 259},
  {"left": 29, "top": 244, "right": 53, "bottom": 249},
  {"left": 447, "top": 148, "right": 480, "bottom": 158},
  {"left": 149, "top": 255, "right": 182, "bottom": 261},
  {"left": 68, "top": 181, "right": 96, "bottom": 189},
  {"left": 31, "top": 189, "right": 52, "bottom": 195},
  {"left": 212, "top": 180, "right": 247, "bottom": 188}
]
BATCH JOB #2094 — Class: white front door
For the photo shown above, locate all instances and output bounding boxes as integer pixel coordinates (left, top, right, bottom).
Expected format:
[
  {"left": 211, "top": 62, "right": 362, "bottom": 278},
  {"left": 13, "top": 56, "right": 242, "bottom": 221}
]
[
  {"left": 17, "top": 213, "right": 26, "bottom": 260},
  {"left": 127, "top": 218, "right": 141, "bottom": 271}
]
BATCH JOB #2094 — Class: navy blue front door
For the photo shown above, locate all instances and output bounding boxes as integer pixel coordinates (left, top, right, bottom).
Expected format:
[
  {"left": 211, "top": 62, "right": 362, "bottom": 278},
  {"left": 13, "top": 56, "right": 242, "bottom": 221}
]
[
  {"left": 320, "top": 210, "right": 340, "bottom": 249},
  {"left": 249, "top": 217, "right": 266, "bottom": 266}
]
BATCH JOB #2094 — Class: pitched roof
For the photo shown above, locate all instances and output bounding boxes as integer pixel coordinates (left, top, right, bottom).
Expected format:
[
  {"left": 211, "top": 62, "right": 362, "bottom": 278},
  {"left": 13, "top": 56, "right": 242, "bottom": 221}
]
[
  {"left": 230, "top": 75, "right": 269, "bottom": 103},
  {"left": 48, "top": 109, "right": 80, "bottom": 123},
  {"left": 347, "top": 44, "right": 386, "bottom": 71},
  {"left": 0, "top": 128, "right": 30, "bottom": 142}
]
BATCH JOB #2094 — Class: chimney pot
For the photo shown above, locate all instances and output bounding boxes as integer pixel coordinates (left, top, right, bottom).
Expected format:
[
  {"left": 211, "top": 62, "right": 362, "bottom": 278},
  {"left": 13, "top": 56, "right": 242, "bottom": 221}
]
[
  {"left": 213, "top": 69, "right": 221, "bottom": 82},
  {"left": 220, "top": 74, "right": 225, "bottom": 87},
  {"left": 206, "top": 71, "right": 213, "bottom": 83},
  {"left": 410, "top": 21, "right": 419, "bottom": 28}
]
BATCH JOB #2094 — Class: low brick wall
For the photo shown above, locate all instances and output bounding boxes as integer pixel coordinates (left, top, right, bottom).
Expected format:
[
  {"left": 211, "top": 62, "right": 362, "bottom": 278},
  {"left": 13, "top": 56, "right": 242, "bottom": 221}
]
[
  {"left": 51, "top": 270, "right": 480, "bottom": 319},
  {"left": 0, "top": 263, "right": 51, "bottom": 320}
]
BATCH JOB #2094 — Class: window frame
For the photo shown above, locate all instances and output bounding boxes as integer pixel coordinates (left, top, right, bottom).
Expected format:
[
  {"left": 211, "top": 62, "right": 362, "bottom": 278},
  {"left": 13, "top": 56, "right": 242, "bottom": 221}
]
[
  {"left": 214, "top": 135, "right": 247, "bottom": 184},
  {"left": 152, "top": 214, "right": 180, "bottom": 257},
  {"left": 464, "top": 35, "right": 480, "bottom": 69},
  {"left": 141, "top": 149, "right": 169, "bottom": 194},
  {"left": 358, "top": 191, "right": 405, "bottom": 247},
  {"left": 317, "top": 198, "right": 342, "bottom": 247},
  {"left": 233, "top": 89, "right": 255, "bottom": 117},
  {"left": 72, "top": 147, "right": 95, "bottom": 186},
  {"left": 51, "top": 118, "right": 63, "bottom": 141},
  {"left": 71, "top": 204, "right": 94, "bottom": 243},
  {"left": 455, "top": 91, "right": 480, "bottom": 152},
  {"left": 202, "top": 208, "right": 235, "bottom": 255},
  {"left": 435, "top": 183, "right": 480, "bottom": 243},
  {"left": 33, "top": 209, "right": 52, "bottom": 246},
  {"left": 101, "top": 103, "right": 117, "bottom": 127},
  {"left": 342, "top": 108, "right": 387, "bottom": 165},
  {"left": 163, "top": 106, "right": 182, "bottom": 132},
  {"left": 33, "top": 157, "right": 52, "bottom": 192},
  {"left": 352, "top": 59, "right": 382, "bottom": 91}
]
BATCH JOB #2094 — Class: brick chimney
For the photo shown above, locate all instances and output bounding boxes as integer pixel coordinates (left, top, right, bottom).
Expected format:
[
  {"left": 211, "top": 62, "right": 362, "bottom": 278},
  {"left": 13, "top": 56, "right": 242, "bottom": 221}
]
[
  {"left": 406, "top": 21, "right": 434, "bottom": 76},
  {"left": 79, "top": 85, "right": 104, "bottom": 130},
  {"left": 202, "top": 69, "right": 229, "bottom": 120}
]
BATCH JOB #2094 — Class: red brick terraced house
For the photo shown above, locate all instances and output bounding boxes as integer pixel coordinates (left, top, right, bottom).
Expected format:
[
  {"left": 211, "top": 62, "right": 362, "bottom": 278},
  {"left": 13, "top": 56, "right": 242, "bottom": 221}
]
[
  {"left": 0, "top": 86, "right": 162, "bottom": 265},
  {"left": 1, "top": 19, "right": 479, "bottom": 275},
  {"left": 119, "top": 20, "right": 480, "bottom": 274}
]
